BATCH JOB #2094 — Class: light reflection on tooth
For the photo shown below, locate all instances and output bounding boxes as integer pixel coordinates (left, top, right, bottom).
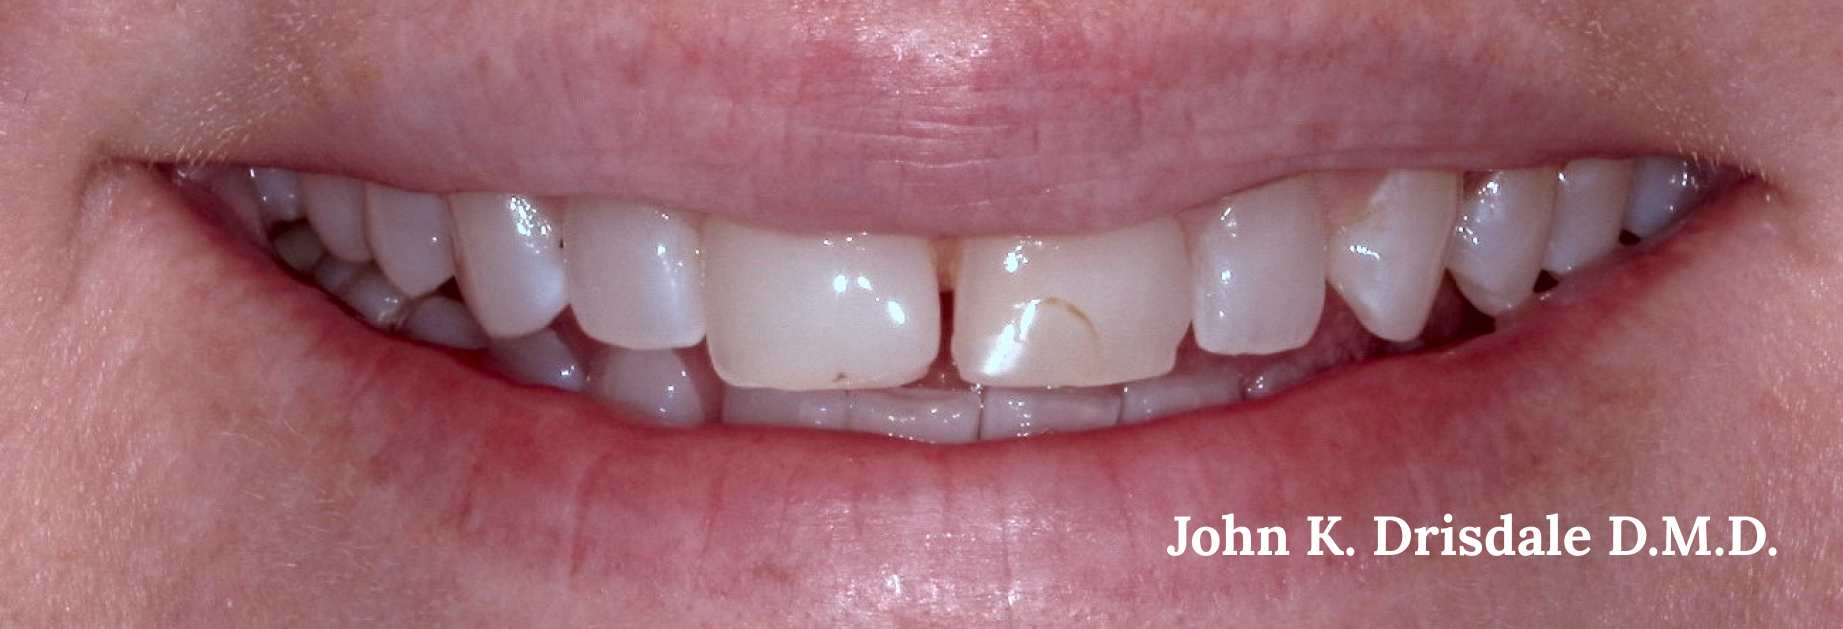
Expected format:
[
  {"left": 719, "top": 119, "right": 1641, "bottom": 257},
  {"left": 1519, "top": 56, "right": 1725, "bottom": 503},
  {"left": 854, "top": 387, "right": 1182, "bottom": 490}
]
[
  {"left": 1184, "top": 174, "right": 1329, "bottom": 356},
  {"left": 1325, "top": 169, "right": 1462, "bottom": 342},
  {"left": 364, "top": 183, "right": 456, "bottom": 298},
  {"left": 979, "top": 387, "right": 1122, "bottom": 440},
  {"left": 1624, "top": 156, "right": 1708, "bottom": 239},
  {"left": 565, "top": 199, "right": 706, "bottom": 350},
  {"left": 448, "top": 193, "right": 570, "bottom": 339},
  {"left": 702, "top": 218, "right": 939, "bottom": 390},
  {"left": 1119, "top": 372, "right": 1241, "bottom": 424},
  {"left": 953, "top": 217, "right": 1190, "bottom": 387},
  {"left": 587, "top": 346, "right": 722, "bottom": 427},
  {"left": 336, "top": 268, "right": 413, "bottom": 329},
  {"left": 400, "top": 296, "right": 489, "bottom": 350},
  {"left": 1544, "top": 158, "right": 1636, "bottom": 274},
  {"left": 298, "top": 173, "right": 373, "bottom": 263},
  {"left": 487, "top": 328, "right": 586, "bottom": 391},
  {"left": 252, "top": 168, "right": 303, "bottom": 225},
  {"left": 1447, "top": 167, "right": 1559, "bottom": 315},
  {"left": 847, "top": 388, "right": 982, "bottom": 443},
  {"left": 721, "top": 388, "right": 850, "bottom": 429}
]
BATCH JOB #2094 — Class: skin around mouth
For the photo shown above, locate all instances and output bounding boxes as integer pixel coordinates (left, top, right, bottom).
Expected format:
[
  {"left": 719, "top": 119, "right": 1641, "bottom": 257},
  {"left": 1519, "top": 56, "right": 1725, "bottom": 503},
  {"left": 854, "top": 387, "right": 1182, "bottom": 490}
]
[{"left": 5, "top": 0, "right": 1843, "bottom": 627}]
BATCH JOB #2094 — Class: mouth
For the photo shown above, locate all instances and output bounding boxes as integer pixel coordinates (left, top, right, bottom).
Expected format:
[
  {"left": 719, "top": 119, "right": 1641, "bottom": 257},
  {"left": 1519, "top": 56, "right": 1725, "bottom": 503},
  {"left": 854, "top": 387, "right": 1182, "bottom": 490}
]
[{"left": 61, "top": 0, "right": 1802, "bottom": 622}]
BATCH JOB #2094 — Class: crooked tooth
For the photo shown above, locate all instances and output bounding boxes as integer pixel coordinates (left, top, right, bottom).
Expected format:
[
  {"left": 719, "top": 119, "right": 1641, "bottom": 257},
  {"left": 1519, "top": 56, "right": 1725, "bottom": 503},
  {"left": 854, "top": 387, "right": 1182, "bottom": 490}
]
[
  {"left": 486, "top": 328, "right": 586, "bottom": 391},
  {"left": 588, "top": 347, "right": 722, "bottom": 427},
  {"left": 448, "top": 193, "right": 570, "bottom": 338},
  {"left": 979, "top": 387, "right": 1122, "bottom": 440},
  {"left": 564, "top": 199, "right": 706, "bottom": 350},
  {"left": 1183, "top": 175, "right": 1328, "bottom": 355},
  {"left": 364, "top": 183, "right": 456, "bottom": 297},
  {"left": 1325, "top": 170, "right": 1463, "bottom": 342},
  {"left": 1446, "top": 167, "right": 1559, "bottom": 315},
  {"left": 298, "top": 173, "right": 373, "bottom": 263},
  {"left": 702, "top": 218, "right": 939, "bottom": 390},
  {"left": 953, "top": 217, "right": 1190, "bottom": 387},
  {"left": 1543, "top": 158, "right": 1637, "bottom": 274},
  {"left": 1624, "top": 156, "right": 1711, "bottom": 239},
  {"left": 847, "top": 388, "right": 983, "bottom": 443},
  {"left": 721, "top": 388, "right": 851, "bottom": 429}
]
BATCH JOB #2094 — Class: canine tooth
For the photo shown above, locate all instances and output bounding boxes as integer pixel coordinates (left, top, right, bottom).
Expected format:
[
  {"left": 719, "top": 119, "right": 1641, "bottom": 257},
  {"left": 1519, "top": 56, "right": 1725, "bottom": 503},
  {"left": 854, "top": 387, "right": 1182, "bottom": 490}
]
[
  {"left": 272, "top": 224, "right": 326, "bottom": 274},
  {"left": 1543, "top": 159, "right": 1637, "bottom": 274},
  {"left": 702, "top": 219, "right": 939, "bottom": 390},
  {"left": 846, "top": 389, "right": 983, "bottom": 443},
  {"left": 448, "top": 193, "right": 570, "bottom": 339},
  {"left": 1447, "top": 167, "right": 1559, "bottom": 315},
  {"left": 336, "top": 268, "right": 413, "bottom": 329},
  {"left": 1325, "top": 169, "right": 1462, "bottom": 342},
  {"left": 400, "top": 296, "right": 489, "bottom": 350},
  {"left": 564, "top": 199, "right": 706, "bottom": 350},
  {"left": 298, "top": 173, "right": 373, "bottom": 263},
  {"left": 1184, "top": 175, "right": 1328, "bottom": 355},
  {"left": 587, "top": 347, "right": 722, "bottom": 427},
  {"left": 953, "top": 217, "right": 1190, "bottom": 387},
  {"left": 1624, "top": 156, "right": 1708, "bottom": 239},
  {"left": 721, "top": 388, "right": 851, "bottom": 429},
  {"left": 1119, "top": 372, "right": 1241, "bottom": 424},
  {"left": 980, "top": 387, "right": 1122, "bottom": 440},
  {"left": 252, "top": 168, "right": 304, "bottom": 224},
  {"left": 487, "top": 328, "right": 586, "bottom": 391},
  {"left": 364, "top": 183, "right": 456, "bottom": 297}
]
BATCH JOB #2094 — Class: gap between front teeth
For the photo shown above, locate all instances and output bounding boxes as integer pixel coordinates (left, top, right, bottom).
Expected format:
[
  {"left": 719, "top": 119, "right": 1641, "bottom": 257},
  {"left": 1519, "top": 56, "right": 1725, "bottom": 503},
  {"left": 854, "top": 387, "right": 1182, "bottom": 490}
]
[{"left": 178, "top": 156, "right": 1731, "bottom": 442}]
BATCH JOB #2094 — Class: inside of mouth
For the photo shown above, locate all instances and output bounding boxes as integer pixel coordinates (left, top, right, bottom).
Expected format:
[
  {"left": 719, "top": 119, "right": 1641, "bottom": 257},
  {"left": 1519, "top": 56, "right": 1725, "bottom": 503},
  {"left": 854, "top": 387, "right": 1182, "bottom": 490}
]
[{"left": 166, "top": 156, "right": 1735, "bottom": 443}]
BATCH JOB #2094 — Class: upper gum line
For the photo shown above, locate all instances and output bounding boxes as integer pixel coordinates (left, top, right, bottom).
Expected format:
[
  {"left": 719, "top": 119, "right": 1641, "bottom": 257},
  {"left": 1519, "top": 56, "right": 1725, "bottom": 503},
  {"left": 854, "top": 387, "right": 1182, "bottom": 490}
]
[{"left": 176, "top": 155, "right": 1729, "bottom": 442}]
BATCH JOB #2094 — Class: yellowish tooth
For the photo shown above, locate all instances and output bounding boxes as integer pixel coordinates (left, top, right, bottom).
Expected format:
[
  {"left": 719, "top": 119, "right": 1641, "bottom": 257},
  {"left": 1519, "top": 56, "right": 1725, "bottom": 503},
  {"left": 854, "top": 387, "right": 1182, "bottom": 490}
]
[
  {"left": 1447, "top": 167, "right": 1559, "bottom": 315},
  {"left": 1325, "top": 169, "right": 1463, "bottom": 342},
  {"left": 1184, "top": 174, "right": 1329, "bottom": 356}
]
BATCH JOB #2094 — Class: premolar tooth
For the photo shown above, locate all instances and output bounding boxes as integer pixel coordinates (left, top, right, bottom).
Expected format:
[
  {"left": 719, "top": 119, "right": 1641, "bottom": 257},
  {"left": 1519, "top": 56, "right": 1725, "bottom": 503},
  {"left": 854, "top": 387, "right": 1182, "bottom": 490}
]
[
  {"left": 587, "top": 346, "right": 722, "bottom": 427},
  {"left": 702, "top": 218, "right": 939, "bottom": 390},
  {"left": 953, "top": 217, "right": 1190, "bottom": 387},
  {"left": 564, "top": 199, "right": 706, "bottom": 350},
  {"left": 448, "top": 193, "right": 570, "bottom": 338},
  {"left": 252, "top": 168, "right": 303, "bottom": 225},
  {"left": 298, "top": 173, "right": 373, "bottom": 263},
  {"left": 1624, "top": 156, "right": 1710, "bottom": 239},
  {"left": 847, "top": 389, "right": 982, "bottom": 443},
  {"left": 979, "top": 387, "right": 1122, "bottom": 440},
  {"left": 486, "top": 328, "right": 586, "bottom": 391},
  {"left": 721, "top": 388, "right": 850, "bottom": 429},
  {"left": 272, "top": 224, "right": 326, "bottom": 274},
  {"left": 335, "top": 267, "right": 413, "bottom": 329},
  {"left": 364, "top": 183, "right": 456, "bottom": 298},
  {"left": 1183, "top": 174, "right": 1328, "bottom": 355},
  {"left": 1544, "top": 158, "right": 1637, "bottom": 274},
  {"left": 1446, "top": 167, "right": 1559, "bottom": 315},
  {"left": 399, "top": 296, "right": 488, "bottom": 350},
  {"left": 1325, "top": 169, "right": 1463, "bottom": 342}
]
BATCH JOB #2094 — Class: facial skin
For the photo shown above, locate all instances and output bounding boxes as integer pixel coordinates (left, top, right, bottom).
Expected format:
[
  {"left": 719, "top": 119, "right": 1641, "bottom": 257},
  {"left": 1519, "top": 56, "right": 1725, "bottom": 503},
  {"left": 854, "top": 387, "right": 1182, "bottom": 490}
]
[{"left": 3, "top": 0, "right": 1842, "bottom": 626}]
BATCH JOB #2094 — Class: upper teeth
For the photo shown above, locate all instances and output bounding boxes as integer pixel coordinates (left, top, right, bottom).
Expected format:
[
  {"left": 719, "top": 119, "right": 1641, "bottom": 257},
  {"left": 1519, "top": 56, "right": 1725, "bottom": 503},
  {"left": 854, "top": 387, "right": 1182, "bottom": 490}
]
[{"left": 186, "top": 156, "right": 1723, "bottom": 433}]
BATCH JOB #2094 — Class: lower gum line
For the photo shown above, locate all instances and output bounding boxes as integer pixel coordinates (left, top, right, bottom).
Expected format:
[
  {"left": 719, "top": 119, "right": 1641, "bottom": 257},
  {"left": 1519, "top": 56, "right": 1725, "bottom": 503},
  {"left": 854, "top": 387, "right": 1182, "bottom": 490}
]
[{"left": 286, "top": 218, "right": 1493, "bottom": 443}]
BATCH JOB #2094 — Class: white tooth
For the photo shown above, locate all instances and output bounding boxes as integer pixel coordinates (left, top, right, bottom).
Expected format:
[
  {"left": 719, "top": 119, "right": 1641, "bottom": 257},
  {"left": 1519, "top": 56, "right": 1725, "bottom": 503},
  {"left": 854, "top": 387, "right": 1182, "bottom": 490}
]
[
  {"left": 487, "top": 328, "right": 586, "bottom": 391},
  {"left": 1543, "top": 158, "right": 1637, "bottom": 274},
  {"left": 702, "top": 218, "right": 939, "bottom": 390},
  {"left": 846, "top": 389, "right": 982, "bottom": 443},
  {"left": 364, "top": 183, "right": 456, "bottom": 297},
  {"left": 336, "top": 268, "right": 413, "bottom": 329},
  {"left": 311, "top": 256, "right": 363, "bottom": 294},
  {"left": 1119, "top": 372, "right": 1241, "bottom": 424},
  {"left": 979, "top": 387, "right": 1122, "bottom": 440},
  {"left": 587, "top": 347, "right": 722, "bottom": 427},
  {"left": 1446, "top": 167, "right": 1559, "bottom": 315},
  {"left": 272, "top": 224, "right": 326, "bottom": 274},
  {"left": 953, "top": 217, "right": 1190, "bottom": 387},
  {"left": 400, "top": 296, "right": 489, "bottom": 350},
  {"left": 1183, "top": 175, "right": 1328, "bottom": 355},
  {"left": 448, "top": 193, "right": 570, "bottom": 339},
  {"left": 252, "top": 168, "right": 304, "bottom": 225},
  {"left": 298, "top": 173, "right": 373, "bottom": 263},
  {"left": 1624, "top": 156, "right": 1707, "bottom": 239},
  {"left": 720, "top": 388, "right": 851, "bottom": 429},
  {"left": 564, "top": 199, "right": 706, "bottom": 350},
  {"left": 1324, "top": 169, "right": 1462, "bottom": 342}
]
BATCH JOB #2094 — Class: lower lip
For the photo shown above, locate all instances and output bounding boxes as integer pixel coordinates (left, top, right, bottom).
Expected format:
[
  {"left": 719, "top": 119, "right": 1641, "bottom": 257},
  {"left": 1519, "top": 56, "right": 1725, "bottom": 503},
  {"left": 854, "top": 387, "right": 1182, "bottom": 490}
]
[{"left": 188, "top": 170, "right": 1763, "bottom": 615}]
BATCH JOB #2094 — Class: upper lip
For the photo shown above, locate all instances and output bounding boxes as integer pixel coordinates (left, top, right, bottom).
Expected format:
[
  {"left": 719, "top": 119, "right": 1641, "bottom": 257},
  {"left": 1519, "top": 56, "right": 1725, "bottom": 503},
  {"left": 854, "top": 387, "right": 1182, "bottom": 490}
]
[{"left": 142, "top": 0, "right": 1676, "bottom": 234}]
